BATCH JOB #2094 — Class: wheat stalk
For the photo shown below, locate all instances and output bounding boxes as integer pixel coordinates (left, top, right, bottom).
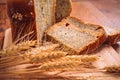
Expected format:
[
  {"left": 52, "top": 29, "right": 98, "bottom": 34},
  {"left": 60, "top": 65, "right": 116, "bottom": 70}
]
[
  {"left": 104, "top": 64, "right": 120, "bottom": 73},
  {"left": 0, "top": 55, "right": 30, "bottom": 69}
]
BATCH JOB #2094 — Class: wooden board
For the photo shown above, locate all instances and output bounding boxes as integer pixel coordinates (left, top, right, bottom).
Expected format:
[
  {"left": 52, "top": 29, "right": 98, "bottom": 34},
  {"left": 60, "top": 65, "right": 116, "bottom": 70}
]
[
  {"left": 90, "top": 0, "right": 120, "bottom": 29},
  {"left": 71, "top": 1, "right": 114, "bottom": 27},
  {"left": 93, "top": 45, "right": 120, "bottom": 68}
]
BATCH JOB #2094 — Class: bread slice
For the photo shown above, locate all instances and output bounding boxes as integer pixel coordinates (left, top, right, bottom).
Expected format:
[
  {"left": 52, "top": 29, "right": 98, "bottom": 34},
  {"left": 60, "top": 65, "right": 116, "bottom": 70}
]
[
  {"left": 56, "top": 0, "right": 72, "bottom": 22},
  {"left": 33, "top": 0, "right": 56, "bottom": 44},
  {"left": 45, "top": 17, "right": 107, "bottom": 55}
]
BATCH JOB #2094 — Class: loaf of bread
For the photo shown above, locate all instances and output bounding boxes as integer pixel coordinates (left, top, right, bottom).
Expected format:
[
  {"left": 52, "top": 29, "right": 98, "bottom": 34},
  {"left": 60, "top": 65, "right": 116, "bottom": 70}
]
[
  {"left": 7, "top": 0, "right": 71, "bottom": 44},
  {"left": 45, "top": 17, "right": 107, "bottom": 54}
]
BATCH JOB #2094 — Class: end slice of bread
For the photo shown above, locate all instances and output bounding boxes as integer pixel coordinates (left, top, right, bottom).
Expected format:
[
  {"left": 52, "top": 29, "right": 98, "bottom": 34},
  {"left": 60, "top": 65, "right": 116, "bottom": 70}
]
[
  {"left": 56, "top": 0, "right": 72, "bottom": 22},
  {"left": 45, "top": 17, "right": 107, "bottom": 55}
]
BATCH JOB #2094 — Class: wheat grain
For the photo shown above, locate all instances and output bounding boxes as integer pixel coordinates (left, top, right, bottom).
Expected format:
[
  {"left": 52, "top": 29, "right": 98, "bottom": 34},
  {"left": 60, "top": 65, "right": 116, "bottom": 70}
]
[
  {"left": 0, "top": 40, "right": 36, "bottom": 57},
  {"left": 104, "top": 64, "right": 120, "bottom": 73}
]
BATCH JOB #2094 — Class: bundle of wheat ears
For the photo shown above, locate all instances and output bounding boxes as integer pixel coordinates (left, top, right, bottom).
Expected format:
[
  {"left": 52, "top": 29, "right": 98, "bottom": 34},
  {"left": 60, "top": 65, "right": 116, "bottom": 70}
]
[{"left": 0, "top": 32, "right": 119, "bottom": 79}]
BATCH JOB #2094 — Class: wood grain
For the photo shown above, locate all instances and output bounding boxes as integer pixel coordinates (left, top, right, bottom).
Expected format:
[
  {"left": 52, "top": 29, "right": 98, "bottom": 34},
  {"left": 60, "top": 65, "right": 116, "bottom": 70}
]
[
  {"left": 90, "top": 0, "right": 120, "bottom": 28},
  {"left": 93, "top": 45, "right": 120, "bottom": 68}
]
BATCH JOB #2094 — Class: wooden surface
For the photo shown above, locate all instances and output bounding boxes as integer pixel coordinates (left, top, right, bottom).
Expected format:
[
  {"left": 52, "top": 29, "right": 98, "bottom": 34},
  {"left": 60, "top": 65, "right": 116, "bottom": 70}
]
[{"left": 72, "top": 0, "right": 120, "bottom": 29}]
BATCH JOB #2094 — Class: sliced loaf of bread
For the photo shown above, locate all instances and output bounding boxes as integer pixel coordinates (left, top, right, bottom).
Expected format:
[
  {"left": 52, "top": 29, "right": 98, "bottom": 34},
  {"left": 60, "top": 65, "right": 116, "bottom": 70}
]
[
  {"left": 7, "top": 0, "right": 71, "bottom": 44},
  {"left": 45, "top": 17, "right": 107, "bottom": 55}
]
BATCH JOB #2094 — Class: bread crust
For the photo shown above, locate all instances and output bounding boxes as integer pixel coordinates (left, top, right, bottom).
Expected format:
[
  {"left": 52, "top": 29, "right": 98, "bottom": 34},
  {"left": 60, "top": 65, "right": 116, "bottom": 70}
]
[{"left": 45, "top": 17, "right": 107, "bottom": 54}]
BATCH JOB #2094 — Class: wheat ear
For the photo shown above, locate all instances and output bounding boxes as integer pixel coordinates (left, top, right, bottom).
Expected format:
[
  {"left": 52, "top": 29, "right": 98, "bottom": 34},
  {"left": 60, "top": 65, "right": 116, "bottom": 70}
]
[
  {"left": 24, "top": 43, "right": 65, "bottom": 63},
  {"left": 61, "top": 55, "right": 98, "bottom": 62},
  {"left": 104, "top": 64, "right": 120, "bottom": 73},
  {"left": 39, "top": 55, "right": 98, "bottom": 71},
  {"left": 29, "top": 51, "right": 67, "bottom": 63},
  {"left": 77, "top": 55, "right": 98, "bottom": 63},
  {"left": 39, "top": 60, "right": 83, "bottom": 71},
  {"left": 25, "top": 43, "right": 60, "bottom": 55},
  {"left": 0, "top": 43, "right": 60, "bottom": 68},
  {"left": 0, "top": 40, "right": 36, "bottom": 57}
]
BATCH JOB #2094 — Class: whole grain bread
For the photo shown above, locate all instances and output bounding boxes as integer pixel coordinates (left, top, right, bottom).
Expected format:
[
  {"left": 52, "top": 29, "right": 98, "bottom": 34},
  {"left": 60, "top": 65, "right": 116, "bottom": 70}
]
[
  {"left": 8, "top": 0, "right": 71, "bottom": 44},
  {"left": 45, "top": 17, "right": 107, "bottom": 55},
  {"left": 33, "top": 0, "right": 56, "bottom": 44}
]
